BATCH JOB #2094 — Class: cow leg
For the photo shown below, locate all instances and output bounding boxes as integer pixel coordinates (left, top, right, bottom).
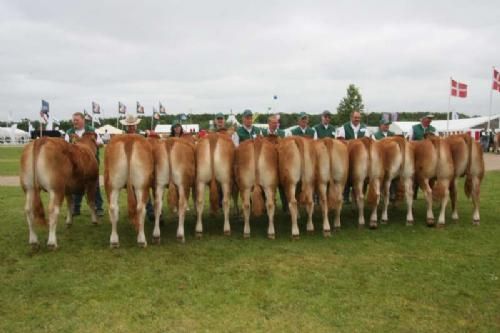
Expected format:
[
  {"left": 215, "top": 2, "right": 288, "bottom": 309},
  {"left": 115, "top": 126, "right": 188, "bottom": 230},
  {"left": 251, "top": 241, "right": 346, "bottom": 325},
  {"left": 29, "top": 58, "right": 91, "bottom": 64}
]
[
  {"left": 152, "top": 186, "right": 164, "bottom": 244},
  {"left": 471, "top": 177, "right": 481, "bottom": 225},
  {"left": 65, "top": 193, "right": 73, "bottom": 227},
  {"left": 368, "top": 179, "right": 381, "bottom": 229},
  {"left": 135, "top": 187, "right": 148, "bottom": 247},
  {"left": 241, "top": 188, "right": 251, "bottom": 238},
  {"left": 381, "top": 180, "right": 391, "bottom": 224},
  {"left": 317, "top": 183, "right": 330, "bottom": 237},
  {"left": 195, "top": 182, "right": 206, "bottom": 238},
  {"left": 450, "top": 179, "right": 459, "bottom": 221},
  {"left": 404, "top": 177, "right": 415, "bottom": 225},
  {"left": 222, "top": 182, "right": 231, "bottom": 236},
  {"left": 176, "top": 186, "right": 187, "bottom": 243},
  {"left": 422, "top": 180, "right": 434, "bottom": 226},
  {"left": 85, "top": 181, "right": 98, "bottom": 225},
  {"left": 287, "top": 184, "right": 299, "bottom": 239},
  {"left": 354, "top": 180, "right": 365, "bottom": 227},
  {"left": 437, "top": 181, "right": 450, "bottom": 227},
  {"left": 109, "top": 188, "right": 120, "bottom": 248},
  {"left": 24, "top": 189, "right": 39, "bottom": 248},
  {"left": 332, "top": 183, "right": 344, "bottom": 229},
  {"left": 305, "top": 189, "right": 315, "bottom": 235},
  {"left": 47, "top": 190, "right": 64, "bottom": 249},
  {"left": 264, "top": 187, "right": 276, "bottom": 239}
]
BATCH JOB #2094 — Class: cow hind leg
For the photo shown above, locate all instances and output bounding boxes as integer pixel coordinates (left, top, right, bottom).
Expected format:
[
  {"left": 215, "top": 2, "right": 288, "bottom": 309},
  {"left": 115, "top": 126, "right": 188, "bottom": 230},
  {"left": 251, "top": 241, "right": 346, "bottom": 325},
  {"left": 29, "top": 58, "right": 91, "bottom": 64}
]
[
  {"left": 195, "top": 182, "right": 206, "bottom": 238},
  {"left": 471, "top": 177, "right": 481, "bottom": 225},
  {"left": 222, "top": 182, "right": 231, "bottom": 236},
  {"left": 317, "top": 183, "right": 330, "bottom": 237},
  {"left": 422, "top": 180, "right": 434, "bottom": 226},
  {"left": 305, "top": 189, "right": 314, "bottom": 235},
  {"left": 287, "top": 184, "right": 300, "bottom": 239},
  {"left": 264, "top": 187, "right": 276, "bottom": 239},
  {"left": 450, "top": 179, "right": 459, "bottom": 221},
  {"left": 437, "top": 181, "right": 450, "bottom": 227},
  {"left": 404, "top": 177, "right": 415, "bottom": 225},
  {"left": 381, "top": 180, "right": 391, "bottom": 224},
  {"left": 332, "top": 183, "right": 344, "bottom": 229},
  {"left": 65, "top": 193, "right": 73, "bottom": 227},
  {"left": 241, "top": 188, "right": 251, "bottom": 238},
  {"left": 109, "top": 188, "right": 120, "bottom": 248},
  {"left": 135, "top": 187, "right": 148, "bottom": 248},
  {"left": 354, "top": 181, "right": 365, "bottom": 227},
  {"left": 368, "top": 179, "right": 381, "bottom": 229},
  {"left": 152, "top": 186, "right": 164, "bottom": 244},
  {"left": 24, "top": 189, "right": 39, "bottom": 249},
  {"left": 47, "top": 190, "right": 64, "bottom": 249},
  {"left": 176, "top": 186, "right": 187, "bottom": 243},
  {"left": 85, "top": 181, "right": 98, "bottom": 225}
]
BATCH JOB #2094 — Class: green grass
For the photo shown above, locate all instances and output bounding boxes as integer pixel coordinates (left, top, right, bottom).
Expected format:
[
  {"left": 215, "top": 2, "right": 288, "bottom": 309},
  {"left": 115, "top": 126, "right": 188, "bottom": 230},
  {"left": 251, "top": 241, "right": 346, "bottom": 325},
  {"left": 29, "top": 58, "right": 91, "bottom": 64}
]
[
  {"left": 0, "top": 145, "right": 104, "bottom": 176},
  {"left": 1, "top": 172, "right": 499, "bottom": 332}
]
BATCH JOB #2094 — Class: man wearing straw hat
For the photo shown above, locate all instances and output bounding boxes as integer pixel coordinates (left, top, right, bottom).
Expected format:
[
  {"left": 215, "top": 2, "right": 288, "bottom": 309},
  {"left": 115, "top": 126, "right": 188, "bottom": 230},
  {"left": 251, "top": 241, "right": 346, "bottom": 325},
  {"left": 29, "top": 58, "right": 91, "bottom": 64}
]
[
  {"left": 408, "top": 114, "right": 437, "bottom": 141},
  {"left": 120, "top": 113, "right": 141, "bottom": 134}
]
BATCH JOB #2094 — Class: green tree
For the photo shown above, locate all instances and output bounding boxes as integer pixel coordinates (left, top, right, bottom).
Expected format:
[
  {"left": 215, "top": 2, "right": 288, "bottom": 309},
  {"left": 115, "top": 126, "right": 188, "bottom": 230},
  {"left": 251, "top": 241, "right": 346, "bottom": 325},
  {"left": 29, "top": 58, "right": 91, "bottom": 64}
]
[{"left": 336, "top": 84, "right": 365, "bottom": 124}]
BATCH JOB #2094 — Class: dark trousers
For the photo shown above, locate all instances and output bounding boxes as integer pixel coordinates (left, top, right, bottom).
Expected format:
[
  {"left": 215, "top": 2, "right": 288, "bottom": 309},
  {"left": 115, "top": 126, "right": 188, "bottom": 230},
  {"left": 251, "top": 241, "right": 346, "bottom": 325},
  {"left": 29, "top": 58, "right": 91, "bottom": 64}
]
[{"left": 73, "top": 178, "right": 103, "bottom": 213}]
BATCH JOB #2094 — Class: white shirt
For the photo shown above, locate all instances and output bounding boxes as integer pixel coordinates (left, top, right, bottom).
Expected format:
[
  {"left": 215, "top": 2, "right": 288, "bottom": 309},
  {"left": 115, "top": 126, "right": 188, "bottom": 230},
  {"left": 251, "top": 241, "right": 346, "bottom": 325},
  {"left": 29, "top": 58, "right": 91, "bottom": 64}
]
[
  {"left": 232, "top": 126, "right": 256, "bottom": 147},
  {"left": 336, "top": 123, "right": 370, "bottom": 139},
  {"left": 65, "top": 128, "right": 103, "bottom": 145}
]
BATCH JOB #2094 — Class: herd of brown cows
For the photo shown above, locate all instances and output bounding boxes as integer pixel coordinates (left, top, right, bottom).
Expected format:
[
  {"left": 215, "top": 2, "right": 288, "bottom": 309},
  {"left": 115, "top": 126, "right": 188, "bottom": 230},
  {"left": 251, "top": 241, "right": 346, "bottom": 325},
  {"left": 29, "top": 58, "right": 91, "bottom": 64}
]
[{"left": 20, "top": 132, "right": 484, "bottom": 249}]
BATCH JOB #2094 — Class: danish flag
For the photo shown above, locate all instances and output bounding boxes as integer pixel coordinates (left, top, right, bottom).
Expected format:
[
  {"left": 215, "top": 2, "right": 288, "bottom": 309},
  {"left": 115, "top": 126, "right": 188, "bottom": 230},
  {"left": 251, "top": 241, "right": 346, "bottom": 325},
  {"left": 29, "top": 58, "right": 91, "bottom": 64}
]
[
  {"left": 493, "top": 68, "right": 500, "bottom": 92},
  {"left": 451, "top": 79, "right": 467, "bottom": 98}
]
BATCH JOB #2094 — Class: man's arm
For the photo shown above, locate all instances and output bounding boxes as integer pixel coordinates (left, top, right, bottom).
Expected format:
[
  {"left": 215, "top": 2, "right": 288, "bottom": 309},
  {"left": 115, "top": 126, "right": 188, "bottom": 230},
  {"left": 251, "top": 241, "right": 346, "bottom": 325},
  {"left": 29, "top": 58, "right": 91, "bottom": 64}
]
[
  {"left": 64, "top": 133, "right": 70, "bottom": 142},
  {"left": 232, "top": 132, "right": 239, "bottom": 147},
  {"left": 336, "top": 126, "right": 345, "bottom": 139}
]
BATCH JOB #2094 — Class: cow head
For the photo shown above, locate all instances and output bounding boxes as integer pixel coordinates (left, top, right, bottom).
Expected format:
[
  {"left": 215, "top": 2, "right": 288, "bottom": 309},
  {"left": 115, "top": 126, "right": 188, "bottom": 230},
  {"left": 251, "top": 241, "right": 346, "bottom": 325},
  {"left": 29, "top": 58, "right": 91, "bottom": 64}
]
[{"left": 77, "top": 132, "right": 98, "bottom": 154}]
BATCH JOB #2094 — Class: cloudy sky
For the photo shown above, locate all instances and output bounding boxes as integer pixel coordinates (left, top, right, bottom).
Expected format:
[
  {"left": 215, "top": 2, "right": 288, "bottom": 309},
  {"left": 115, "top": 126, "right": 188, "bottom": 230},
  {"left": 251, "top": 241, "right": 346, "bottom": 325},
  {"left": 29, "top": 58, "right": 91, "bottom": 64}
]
[{"left": 0, "top": 0, "right": 499, "bottom": 121}]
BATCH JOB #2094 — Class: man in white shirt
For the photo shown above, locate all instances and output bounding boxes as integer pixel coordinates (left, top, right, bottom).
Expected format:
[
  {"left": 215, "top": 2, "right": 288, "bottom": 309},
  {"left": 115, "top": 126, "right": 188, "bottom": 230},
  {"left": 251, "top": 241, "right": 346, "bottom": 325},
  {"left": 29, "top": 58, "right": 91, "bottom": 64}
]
[{"left": 336, "top": 111, "right": 370, "bottom": 140}]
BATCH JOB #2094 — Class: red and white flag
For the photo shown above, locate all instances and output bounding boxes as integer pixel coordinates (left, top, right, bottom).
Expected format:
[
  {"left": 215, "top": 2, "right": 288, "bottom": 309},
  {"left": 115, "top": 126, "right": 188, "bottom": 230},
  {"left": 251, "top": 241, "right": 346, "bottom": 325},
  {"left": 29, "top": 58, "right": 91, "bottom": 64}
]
[
  {"left": 451, "top": 79, "right": 467, "bottom": 98},
  {"left": 493, "top": 68, "right": 500, "bottom": 92}
]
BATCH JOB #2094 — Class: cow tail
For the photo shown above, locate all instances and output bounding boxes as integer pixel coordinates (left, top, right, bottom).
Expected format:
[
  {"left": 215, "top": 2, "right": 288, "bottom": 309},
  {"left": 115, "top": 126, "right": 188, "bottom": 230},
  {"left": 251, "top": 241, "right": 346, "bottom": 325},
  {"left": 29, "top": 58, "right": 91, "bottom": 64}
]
[
  {"left": 431, "top": 138, "right": 445, "bottom": 201},
  {"left": 463, "top": 134, "right": 474, "bottom": 198},
  {"left": 125, "top": 140, "right": 138, "bottom": 230},
  {"left": 292, "top": 137, "right": 308, "bottom": 205},
  {"left": 32, "top": 139, "right": 47, "bottom": 225},
  {"left": 166, "top": 140, "right": 179, "bottom": 210},
  {"left": 393, "top": 136, "right": 407, "bottom": 201},
  {"left": 252, "top": 140, "right": 265, "bottom": 216},
  {"left": 323, "top": 139, "right": 336, "bottom": 210},
  {"left": 208, "top": 134, "right": 219, "bottom": 214}
]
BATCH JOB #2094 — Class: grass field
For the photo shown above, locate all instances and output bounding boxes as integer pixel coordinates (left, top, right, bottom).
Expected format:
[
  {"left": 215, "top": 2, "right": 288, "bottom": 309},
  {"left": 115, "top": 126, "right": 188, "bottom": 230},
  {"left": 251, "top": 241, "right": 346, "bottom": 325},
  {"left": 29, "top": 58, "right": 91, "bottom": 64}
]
[{"left": 1, "top": 162, "right": 499, "bottom": 332}]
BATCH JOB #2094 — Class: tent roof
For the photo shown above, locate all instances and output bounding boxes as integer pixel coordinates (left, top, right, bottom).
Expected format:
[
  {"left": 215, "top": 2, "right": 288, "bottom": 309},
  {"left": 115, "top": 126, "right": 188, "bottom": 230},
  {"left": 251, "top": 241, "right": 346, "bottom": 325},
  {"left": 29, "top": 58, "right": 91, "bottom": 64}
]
[
  {"left": 95, "top": 124, "right": 123, "bottom": 135},
  {"left": 390, "top": 114, "right": 500, "bottom": 134}
]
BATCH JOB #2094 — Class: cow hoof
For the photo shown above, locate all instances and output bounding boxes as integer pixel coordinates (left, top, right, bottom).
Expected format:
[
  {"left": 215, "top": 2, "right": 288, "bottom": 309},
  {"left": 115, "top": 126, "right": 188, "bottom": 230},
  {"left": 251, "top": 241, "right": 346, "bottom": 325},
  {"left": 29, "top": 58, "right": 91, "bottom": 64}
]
[
  {"left": 369, "top": 223, "right": 378, "bottom": 230},
  {"left": 473, "top": 219, "right": 480, "bottom": 226},
  {"left": 267, "top": 233, "right": 275, "bottom": 240},
  {"left": 436, "top": 223, "right": 445, "bottom": 229},
  {"left": 381, "top": 219, "right": 388, "bottom": 225},
  {"left": 137, "top": 242, "right": 147, "bottom": 248},
  {"left": 323, "top": 230, "right": 331, "bottom": 238},
  {"left": 176, "top": 236, "right": 185, "bottom": 244},
  {"left": 152, "top": 236, "right": 161, "bottom": 245},
  {"left": 291, "top": 234, "right": 300, "bottom": 241},
  {"left": 426, "top": 218, "right": 435, "bottom": 227},
  {"left": 110, "top": 242, "right": 120, "bottom": 249},
  {"left": 406, "top": 220, "right": 414, "bottom": 226},
  {"left": 224, "top": 230, "right": 231, "bottom": 237},
  {"left": 30, "top": 243, "right": 40, "bottom": 252},
  {"left": 195, "top": 232, "right": 203, "bottom": 240},
  {"left": 47, "top": 243, "right": 58, "bottom": 251},
  {"left": 243, "top": 233, "right": 250, "bottom": 239}
]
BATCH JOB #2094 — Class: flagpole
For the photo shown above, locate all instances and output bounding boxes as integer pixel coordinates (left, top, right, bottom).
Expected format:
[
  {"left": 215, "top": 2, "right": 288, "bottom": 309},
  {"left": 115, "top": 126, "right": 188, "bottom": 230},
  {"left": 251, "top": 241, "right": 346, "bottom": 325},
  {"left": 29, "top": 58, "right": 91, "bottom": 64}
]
[
  {"left": 447, "top": 77, "right": 451, "bottom": 137},
  {"left": 488, "top": 66, "right": 494, "bottom": 131}
]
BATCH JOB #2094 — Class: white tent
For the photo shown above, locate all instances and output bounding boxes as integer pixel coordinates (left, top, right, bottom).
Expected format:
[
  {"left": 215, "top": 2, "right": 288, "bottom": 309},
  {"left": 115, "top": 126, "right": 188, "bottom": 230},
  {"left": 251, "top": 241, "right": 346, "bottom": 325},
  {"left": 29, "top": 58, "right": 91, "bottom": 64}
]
[
  {"left": 390, "top": 114, "right": 500, "bottom": 135},
  {"left": 95, "top": 124, "right": 123, "bottom": 135},
  {"left": 0, "top": 127, "right": 30, "bottom": 144}
]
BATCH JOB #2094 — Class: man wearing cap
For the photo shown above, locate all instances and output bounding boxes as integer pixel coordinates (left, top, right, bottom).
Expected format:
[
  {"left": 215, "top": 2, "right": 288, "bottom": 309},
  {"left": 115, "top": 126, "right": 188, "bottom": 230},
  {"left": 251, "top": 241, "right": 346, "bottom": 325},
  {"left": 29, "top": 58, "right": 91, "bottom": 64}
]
[
  {"left": 261, "top": 114, "right": 285, "bottom": 138},
  {"left": 289, "top": 112, "right": 317, "bottom": 139},
  {"left": 313, "top": 110, "right": 336, "bottom": 139},
  {"left": 408, "top": 114, "right": 437, "bottom": 141},
  {"left": 232, "top": 109, "right": 261, "bottom": 147},
  {"left": 65, "top": 111, "right": 105, "bottom": 217},
  {"left": 336, "top": 110, "right": 370, "bottom": 140},
  {"left": 213, "top": 113, "right": 227, "bottom": 133},
  {"left": 373, "top": 119, "right": 395, "bottom": 140}
]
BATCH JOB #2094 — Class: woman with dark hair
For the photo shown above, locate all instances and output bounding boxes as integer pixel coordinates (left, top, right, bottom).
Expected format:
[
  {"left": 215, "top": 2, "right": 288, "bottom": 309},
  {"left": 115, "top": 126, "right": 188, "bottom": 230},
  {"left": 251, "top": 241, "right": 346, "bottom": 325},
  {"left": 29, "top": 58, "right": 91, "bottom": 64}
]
[{"left": 171, "top": 123, "right": 184, "bottom": 137}]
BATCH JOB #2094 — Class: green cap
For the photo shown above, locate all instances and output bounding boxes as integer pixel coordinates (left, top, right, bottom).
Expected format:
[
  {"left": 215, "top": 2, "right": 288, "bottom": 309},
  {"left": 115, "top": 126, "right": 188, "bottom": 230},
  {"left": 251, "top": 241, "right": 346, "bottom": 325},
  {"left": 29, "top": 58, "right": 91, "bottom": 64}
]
[
  {"left": 298, "top": 112, "right": 308, "bottom": 119},
  {"left": 421, "top": 114, "right": 434, "bottom": 120},
  {"left": 322, "top": 110, "right": 332, "bottom": 116},
  {"left": 215, "top": 112, "right": 224, "bottom": 119},
  {"left": 242, "top": 109, "right": 253, "bottom": 117},
  {"left": 379, "top": 118, "right": 391, "bottom": 125}
]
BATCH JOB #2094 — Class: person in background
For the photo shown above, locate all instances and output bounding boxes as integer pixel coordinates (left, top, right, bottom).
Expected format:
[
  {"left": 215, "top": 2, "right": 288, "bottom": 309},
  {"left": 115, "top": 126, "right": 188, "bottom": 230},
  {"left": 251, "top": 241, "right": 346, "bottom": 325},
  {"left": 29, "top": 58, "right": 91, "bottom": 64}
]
[
  {"left": 336, "top": 110, "right": 370, "bottom": 140},
  {"left": 102, "top": 129, "right": 111, "bottom": 144},
  {"left": 213, "top": 113, "right": 227, "bottom": 133},
  {"left": 408, "top": 114, "right": 436, "bottom": 141},
  {"left": 232, "top": 109, "right": 261, "bottom": 147},
  {"left": 261, "top": 114, "right": 285, "bottom": 138},
  {"left": 372, "top": 118, "right": 395, "bottom": 140},
  {"left": 65, "top": 112, "right": 104, "bottom": 217},
  {"left": 120, "top": 114, "right": 141, "bottom": 134},
  {"left": 289, "top": 112, "right": 317, "bottom": 138},
  {"left": 171, "top": 122, "right": 184, "bottom": 137},
  {"left": 313, "top": 110, "right": 336, "bottom": 139}
]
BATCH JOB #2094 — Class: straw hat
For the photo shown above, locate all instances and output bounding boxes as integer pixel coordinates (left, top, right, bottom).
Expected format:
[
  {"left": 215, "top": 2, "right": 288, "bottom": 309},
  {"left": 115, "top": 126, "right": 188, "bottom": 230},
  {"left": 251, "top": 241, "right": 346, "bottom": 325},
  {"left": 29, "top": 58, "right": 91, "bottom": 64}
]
[{"left": 120, "top": 114, "right": 141, "bottom": 126}]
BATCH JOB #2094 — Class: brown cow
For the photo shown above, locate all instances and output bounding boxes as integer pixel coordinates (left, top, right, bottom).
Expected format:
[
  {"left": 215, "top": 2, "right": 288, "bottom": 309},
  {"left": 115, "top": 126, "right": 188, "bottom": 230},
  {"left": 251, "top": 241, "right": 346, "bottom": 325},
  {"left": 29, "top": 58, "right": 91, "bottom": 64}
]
[
  {"left": 20, "top": 133, "right": 99, "bottom": 249},
  {"left": 278, "top": 136, "right": 316, "bottom": 239},
  {"left": 234, "top": 137, "right": 279, "bottom": 238},
  {"left": 495, "top": 132, "right": 500, "bottom": 154},
  {"left": 149, "top": 137, "right": 195, "bottom": 243},
  {"left": 194, "top": 133, "right": 235, "bottom": 237},
  {"left": 444, "top": 134, "right": 484, "bottom": 224},
  {"left": 411, "top": 136, "right": 454, "bottom": 226},
  {"left": 104, "top": 134, "right": 154, "bottom": 247},
  {"left": 313, "top": 138, "right": 349, "bottom": 234}
]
